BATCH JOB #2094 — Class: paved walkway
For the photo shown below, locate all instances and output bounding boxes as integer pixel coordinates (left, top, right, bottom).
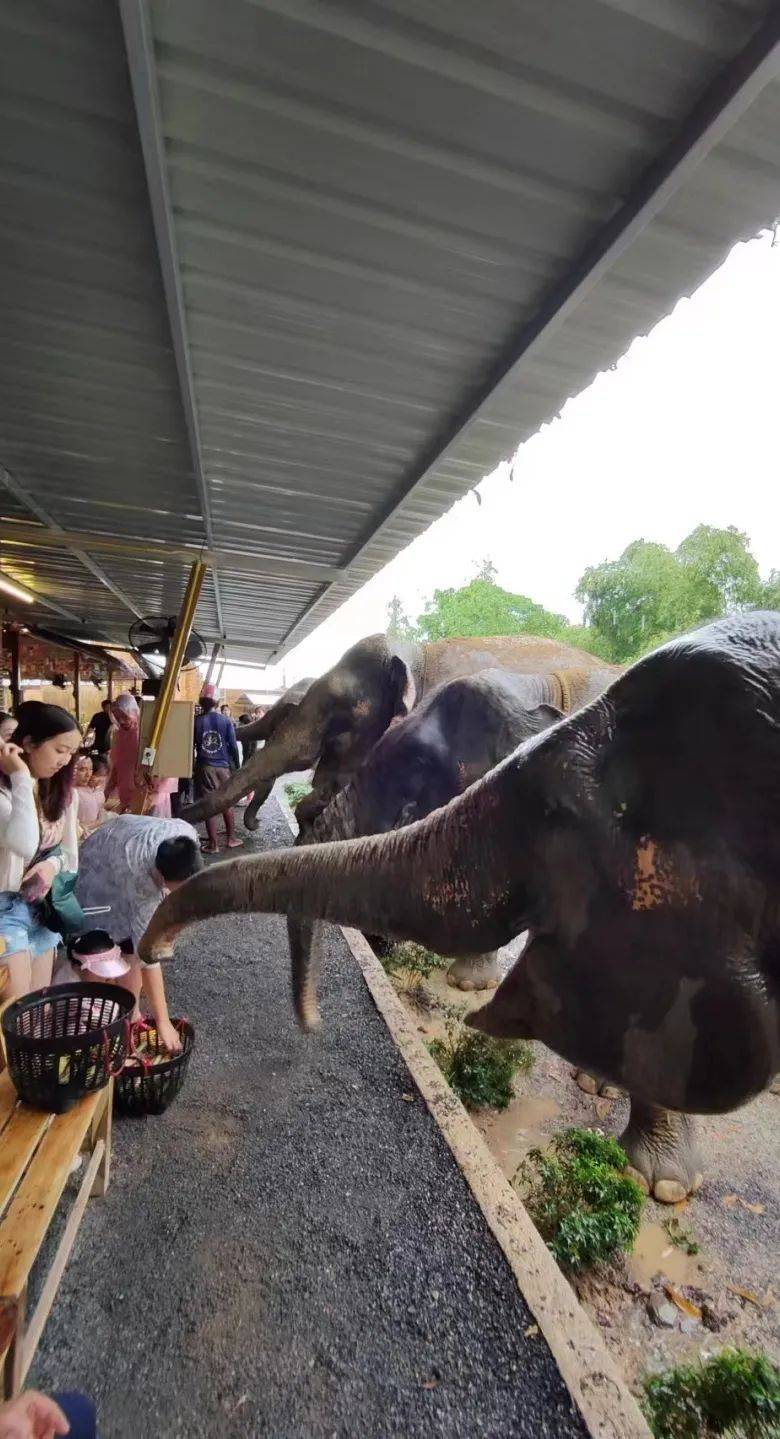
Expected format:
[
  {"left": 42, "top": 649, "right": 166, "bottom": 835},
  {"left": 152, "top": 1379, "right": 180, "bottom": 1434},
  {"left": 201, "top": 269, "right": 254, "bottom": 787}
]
[{"left": 31, "top": 799, "right": 587, "bottom": 1438}]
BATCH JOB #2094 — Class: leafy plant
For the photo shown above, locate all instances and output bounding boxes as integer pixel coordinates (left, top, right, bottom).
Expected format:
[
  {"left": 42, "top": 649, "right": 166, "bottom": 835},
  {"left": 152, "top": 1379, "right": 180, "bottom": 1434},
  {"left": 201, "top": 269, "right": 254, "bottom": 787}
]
[
  {"left": 428, "top": 1006, "right": 533, "bottom": 1110},
  {"left": 516, "top": 1128, "right": 644, "bottom": 1270},
  {"left": 378, "top": 942, "right": 450, "bottom": 1008},
  {"left": 642, "top": 1349, "right": 780, "bottom": 1439},
  {"left": 664, "top": 1214, "right": 700, "bottom": 1256},
  {"left": 380, "top": 941, "right": 449, "bottom": 982},
  {"left": 284, "top": 781, "right": 312, "bottom": 809}
]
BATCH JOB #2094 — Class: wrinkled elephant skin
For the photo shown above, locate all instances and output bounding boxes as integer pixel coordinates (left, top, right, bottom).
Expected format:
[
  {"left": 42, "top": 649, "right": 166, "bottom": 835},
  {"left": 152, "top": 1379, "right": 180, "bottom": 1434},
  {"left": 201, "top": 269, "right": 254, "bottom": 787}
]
[
  {"left": 181, "top": 632, "right": 617, "bottom": 829},
  {"left": 140, "top": 613, "right": 780, "bottom": 1133}
]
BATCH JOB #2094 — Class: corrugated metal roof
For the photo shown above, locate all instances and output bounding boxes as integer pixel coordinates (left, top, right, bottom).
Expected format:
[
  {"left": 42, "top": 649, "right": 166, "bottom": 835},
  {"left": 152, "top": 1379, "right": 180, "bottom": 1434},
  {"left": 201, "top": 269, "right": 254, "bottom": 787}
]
[{"left": 1, "top": 0, "right": 779, "bottom": 666}]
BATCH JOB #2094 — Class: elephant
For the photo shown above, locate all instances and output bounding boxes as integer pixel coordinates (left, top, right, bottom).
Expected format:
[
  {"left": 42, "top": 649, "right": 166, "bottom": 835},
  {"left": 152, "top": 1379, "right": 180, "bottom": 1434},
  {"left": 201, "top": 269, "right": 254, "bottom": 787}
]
[
  {"left": 235, "top": 678, "right": 313, "bottom": 829},
  {"left": 181, "top": 632, "right": 618, "bottom": 831},
  {"left": 139, "top": 612, "right": 780, "bottom": 1202},
  {"left": 291, "top": 669, "right": 563, "bottom": 997}
]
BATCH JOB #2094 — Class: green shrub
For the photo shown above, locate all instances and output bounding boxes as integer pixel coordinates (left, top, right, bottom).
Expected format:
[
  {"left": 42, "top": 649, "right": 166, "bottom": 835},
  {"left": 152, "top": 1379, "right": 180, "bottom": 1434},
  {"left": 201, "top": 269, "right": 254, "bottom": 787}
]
[
  {"left": 284, "top": 781, "right": 312, "bottom": 809},
  {"left": 642, "top": 1349, "right": 780, "bottom": 1439},
  {"left": 516, "top": 1128, "right": 644, "bottom": 1270},
  {"left": 380, "top": 941, "right": 450, "bottom": 983},
  {"left": 428, "top": 1007, "right": 533, "bottom": 1110}
]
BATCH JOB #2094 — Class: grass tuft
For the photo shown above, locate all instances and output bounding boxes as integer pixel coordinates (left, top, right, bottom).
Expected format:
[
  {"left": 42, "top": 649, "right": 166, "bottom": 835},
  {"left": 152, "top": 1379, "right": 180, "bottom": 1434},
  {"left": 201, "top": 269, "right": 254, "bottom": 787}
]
[
  {"left": 516, "top": 1127, "right": 644, "bottom": 1270},
  {"left": 642, "top": 1348, "right": 780, "bottom": 1438},
  {"left": 428, "top": 1005, "right": 533, "bottom": 1110}
]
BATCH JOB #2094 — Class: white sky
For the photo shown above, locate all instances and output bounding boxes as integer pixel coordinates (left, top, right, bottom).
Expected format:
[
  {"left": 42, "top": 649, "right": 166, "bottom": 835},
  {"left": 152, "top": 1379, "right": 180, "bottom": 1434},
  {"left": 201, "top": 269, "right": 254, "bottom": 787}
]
[{"left": 221, "top": 231, "right": 780, "bottom": 693}]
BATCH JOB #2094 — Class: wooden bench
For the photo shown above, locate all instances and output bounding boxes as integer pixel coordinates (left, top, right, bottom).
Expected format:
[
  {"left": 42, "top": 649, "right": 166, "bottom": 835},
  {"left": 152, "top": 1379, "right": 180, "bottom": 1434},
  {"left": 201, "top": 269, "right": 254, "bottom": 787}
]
[{"left": 0, "top": 1071, "right": 112, "bottom": 1397}]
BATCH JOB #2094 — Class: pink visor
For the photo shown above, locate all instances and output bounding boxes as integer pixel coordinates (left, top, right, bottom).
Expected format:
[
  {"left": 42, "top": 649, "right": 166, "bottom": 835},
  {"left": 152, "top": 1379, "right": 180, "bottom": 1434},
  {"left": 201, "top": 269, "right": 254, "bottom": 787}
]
[{"left": 79, "top": 943, "right": 131, "bottom": 980}]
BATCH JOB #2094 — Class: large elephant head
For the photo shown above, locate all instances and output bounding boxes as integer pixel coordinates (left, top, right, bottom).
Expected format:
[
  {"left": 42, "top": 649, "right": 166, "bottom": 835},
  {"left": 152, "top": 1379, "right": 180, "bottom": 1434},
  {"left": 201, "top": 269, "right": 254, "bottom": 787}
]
[
  {"left": 140, "top": 613, "right": 780, "bottom": 1118},
  {"left": 181, "top": 636, "right": 421, "bottom": 829},
  {"left": 309, "top": 670, "right": 563, "bottom": 843}
]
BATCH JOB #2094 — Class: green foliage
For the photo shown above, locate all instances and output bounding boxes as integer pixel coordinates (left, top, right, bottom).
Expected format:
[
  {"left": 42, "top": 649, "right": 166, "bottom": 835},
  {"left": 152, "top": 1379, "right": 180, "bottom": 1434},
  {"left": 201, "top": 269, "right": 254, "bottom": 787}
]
[
  {"left": 384, "top": 526, "right": 776, "bottom": 668},
  {"left": 428, "top": 1007, "right": 533, "bottom": 1110},
  {"left": 380, "top": 941, "right": 449, "bottom": 983},
  {"left": 762, "top": 569, "right": 780, "bottom": 611},
  {"left": 577, "top": 525, "right": 767, "bottom": 663},
  {"left": 415, "top": 576, "right": 571, "bottom": 644},
  {"left": 284, "top": 781, "right": 312, "bottom": 809},
  {"left": 516, "top": 1128, "right": 644, "bottom": 1270},
  {"left": 642, "top": 1348, "right": 780, "bottom": 1439}
]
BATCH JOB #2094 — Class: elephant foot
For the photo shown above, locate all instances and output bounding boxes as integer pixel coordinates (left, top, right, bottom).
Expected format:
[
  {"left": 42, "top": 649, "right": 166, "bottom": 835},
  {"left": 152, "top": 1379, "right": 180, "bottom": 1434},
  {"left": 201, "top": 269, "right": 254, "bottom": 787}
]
[
  {"left": 620, "top": 1099, "right": 703, "bottom": 1204},
  {"left": 769, "top": 1075, "right": 780, "bottom": 1096},
  {"left": 574, "top": 1070, "right": 624, "bottom": 1100},
  {"left": 446, "top": 953, "right": 501, "bottom": 992}
]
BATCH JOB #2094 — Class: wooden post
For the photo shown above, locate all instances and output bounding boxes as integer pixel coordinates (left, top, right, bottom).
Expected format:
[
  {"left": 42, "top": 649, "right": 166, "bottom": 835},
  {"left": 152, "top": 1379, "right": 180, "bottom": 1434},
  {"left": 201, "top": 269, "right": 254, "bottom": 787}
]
[
  {"left": 130, "top": 560, "right": 206, "bottom": 813},
  {"left": 73, "top": 654, "right": 81, "bottom": 726}
]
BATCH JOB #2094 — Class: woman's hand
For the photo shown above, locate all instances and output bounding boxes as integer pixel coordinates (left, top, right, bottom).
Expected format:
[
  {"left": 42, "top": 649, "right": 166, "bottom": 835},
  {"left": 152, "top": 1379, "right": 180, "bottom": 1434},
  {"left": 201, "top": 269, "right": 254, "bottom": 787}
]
[
  {"left": 156, "top": 1017, "right": 183, "bottom": 1054},
  {"left": 0, "top": 740, "right": 27, "bottom": 778},
  {"left": 19, "top": 859, "right": 58, "bottom": 903},
  {"left": 0, "top": 1389, "right": 70, "bottom": 1438}
]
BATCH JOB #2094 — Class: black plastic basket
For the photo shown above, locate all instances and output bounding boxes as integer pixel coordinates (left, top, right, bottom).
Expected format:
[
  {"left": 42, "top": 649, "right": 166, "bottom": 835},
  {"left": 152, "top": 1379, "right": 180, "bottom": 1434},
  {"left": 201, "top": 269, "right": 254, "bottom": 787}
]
[
  {"left": 115, "top": 1018, "right": 194, "bottom": 1118},
  {"left": 2, "top": 983, "right": 134, "bottom": 1114}
]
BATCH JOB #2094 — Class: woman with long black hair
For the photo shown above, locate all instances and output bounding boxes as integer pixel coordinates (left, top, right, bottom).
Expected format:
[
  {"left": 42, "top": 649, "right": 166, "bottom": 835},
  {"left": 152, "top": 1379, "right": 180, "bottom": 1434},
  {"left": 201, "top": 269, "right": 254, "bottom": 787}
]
[{"left": 0, "top": 702, "right": 81, "bottom": 999}]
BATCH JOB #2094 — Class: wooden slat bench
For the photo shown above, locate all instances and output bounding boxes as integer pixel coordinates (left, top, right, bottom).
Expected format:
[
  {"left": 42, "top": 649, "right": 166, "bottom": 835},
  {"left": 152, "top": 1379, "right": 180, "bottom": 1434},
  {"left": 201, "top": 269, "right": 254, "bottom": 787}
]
[{"left": 0, "top": 1070, "right": 112, "bottom": 1397}]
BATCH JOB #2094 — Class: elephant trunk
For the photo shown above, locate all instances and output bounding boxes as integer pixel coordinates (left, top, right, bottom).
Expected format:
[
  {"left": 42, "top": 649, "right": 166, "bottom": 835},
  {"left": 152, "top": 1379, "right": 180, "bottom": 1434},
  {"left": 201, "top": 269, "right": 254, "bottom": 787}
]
[
  {"left": 181, "top": 712, "right": 322, "bottom": 824},
  {"left": 286, "top": 781, "right": 359, "bottom": 1029},
  {"left": 139, "top": 768, "right": 528, "bottom": 1028}
]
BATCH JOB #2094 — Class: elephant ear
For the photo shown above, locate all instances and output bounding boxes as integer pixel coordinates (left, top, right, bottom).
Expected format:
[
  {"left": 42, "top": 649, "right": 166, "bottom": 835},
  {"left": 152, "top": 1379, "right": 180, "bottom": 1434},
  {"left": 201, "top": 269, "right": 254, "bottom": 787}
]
[{"left": 389, "top": 655, "right": 417, "bottom": 717}]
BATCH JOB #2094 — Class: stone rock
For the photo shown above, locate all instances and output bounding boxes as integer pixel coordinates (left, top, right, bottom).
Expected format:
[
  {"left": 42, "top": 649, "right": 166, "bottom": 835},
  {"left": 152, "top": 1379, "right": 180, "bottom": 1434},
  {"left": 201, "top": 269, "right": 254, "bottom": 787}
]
[{"left": 648, "top": 1295, "right": 679, "bottom": 1328}]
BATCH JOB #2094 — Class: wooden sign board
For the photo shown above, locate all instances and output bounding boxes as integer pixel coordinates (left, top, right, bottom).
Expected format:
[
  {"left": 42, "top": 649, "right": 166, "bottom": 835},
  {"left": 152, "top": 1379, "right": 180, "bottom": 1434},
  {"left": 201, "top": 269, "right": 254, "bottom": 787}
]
[{"left": 138, "top": 699, "right": 194, "bottom": 778}]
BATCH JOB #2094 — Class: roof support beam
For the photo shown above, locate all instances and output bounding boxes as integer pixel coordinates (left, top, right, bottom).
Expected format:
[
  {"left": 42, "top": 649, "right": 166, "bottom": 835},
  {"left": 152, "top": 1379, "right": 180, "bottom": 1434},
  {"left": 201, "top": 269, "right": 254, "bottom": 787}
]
[
  {"left": 119, "top": 0, "right": 225, "bottom": 640},
  {"left": 269, "top": 6, "right": 780, "bottom": 660},
  {"left": 0, "top": 466, "right": 143, "bottom": 626},
  {"left": 1, "top": 520, "right": 346, "bottom": 585}
]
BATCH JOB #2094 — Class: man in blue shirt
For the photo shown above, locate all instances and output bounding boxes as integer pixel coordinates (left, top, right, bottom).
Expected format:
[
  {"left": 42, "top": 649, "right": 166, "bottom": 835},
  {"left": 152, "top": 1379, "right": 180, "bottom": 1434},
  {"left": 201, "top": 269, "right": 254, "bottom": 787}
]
[{"left": 194, "top": 693, "right": 243, "bottom": 853}]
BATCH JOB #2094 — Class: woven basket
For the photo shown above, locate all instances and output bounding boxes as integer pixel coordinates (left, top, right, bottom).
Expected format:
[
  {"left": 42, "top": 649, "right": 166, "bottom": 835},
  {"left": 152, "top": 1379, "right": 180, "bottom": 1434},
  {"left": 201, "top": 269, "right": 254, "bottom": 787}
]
[
  {"left": 2, "top": 983, "right": 134, "bottom": 1114},
  {"left": 115, "top": 1018, "right": 194, "bottom": 1117}
]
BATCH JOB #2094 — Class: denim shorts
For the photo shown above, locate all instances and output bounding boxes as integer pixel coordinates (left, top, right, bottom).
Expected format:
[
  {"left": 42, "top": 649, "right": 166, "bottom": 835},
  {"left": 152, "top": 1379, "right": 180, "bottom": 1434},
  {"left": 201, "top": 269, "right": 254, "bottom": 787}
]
[{"left": 0, "top": 892, "right": 62, "bottom": 960}]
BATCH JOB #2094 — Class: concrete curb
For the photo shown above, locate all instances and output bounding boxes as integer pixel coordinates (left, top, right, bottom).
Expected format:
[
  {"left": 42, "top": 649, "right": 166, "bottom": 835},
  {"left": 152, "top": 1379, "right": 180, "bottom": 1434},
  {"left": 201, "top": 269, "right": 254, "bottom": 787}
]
[{"left": 275, "top": 786, "right": 651, "bottom": 1439}]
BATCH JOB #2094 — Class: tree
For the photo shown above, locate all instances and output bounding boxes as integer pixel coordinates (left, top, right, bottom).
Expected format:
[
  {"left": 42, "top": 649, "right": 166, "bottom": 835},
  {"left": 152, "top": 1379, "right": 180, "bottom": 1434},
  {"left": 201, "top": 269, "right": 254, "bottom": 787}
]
[
  {"left": 385, "top": 595, "right": 416, "bottom": 641},
  {"left": 415, "top": 575, "right": 570, "bottom": 643},
  {"left": 675, "top": 524, "right": 763, "bottom": 619},
  {"left": 576, "top": 541, "right": 687, "bottom": 661},
  {"left": 762, "top": 569, "right": 780, "bottom": 610},
  {"left": 576, "top": 525, "right": 768, "bottom": 662}
]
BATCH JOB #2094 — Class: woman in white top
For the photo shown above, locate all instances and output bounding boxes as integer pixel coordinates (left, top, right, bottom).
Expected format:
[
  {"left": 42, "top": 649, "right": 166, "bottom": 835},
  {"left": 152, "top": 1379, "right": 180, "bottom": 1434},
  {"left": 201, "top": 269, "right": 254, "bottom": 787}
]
[{"left": 0, "top": 702, "right": 81, "bottom": 1000}]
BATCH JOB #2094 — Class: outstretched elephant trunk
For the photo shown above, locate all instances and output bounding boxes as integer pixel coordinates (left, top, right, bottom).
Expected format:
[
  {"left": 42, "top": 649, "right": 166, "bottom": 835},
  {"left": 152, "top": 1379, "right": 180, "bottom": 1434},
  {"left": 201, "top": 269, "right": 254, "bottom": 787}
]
[
  {"left": 139, "top": 768, "right": 526, "bottom": 1029},
  {"left": 182, "top": 710, "right": 321, "bottom": 826}
]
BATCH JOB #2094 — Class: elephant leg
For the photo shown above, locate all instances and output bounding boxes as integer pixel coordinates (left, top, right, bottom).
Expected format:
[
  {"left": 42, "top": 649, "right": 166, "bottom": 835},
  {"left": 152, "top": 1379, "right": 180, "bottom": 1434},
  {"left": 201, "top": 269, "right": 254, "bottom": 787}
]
[
  {"left": 619, "top": 1098, "right": 703, "bottom": 1204},
  {"left": 446, "top": 952, "right": 501, "bottom": 992},
  {"left": 573, "top": 1070, "right": 624, "bottom": 1100}
]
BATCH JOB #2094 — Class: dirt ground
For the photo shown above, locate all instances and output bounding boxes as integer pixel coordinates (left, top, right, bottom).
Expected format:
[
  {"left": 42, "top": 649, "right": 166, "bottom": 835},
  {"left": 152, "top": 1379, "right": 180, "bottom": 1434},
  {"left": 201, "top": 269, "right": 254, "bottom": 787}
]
[{"left": 401, "top": 960, "right": 779, "bottom": 1395}]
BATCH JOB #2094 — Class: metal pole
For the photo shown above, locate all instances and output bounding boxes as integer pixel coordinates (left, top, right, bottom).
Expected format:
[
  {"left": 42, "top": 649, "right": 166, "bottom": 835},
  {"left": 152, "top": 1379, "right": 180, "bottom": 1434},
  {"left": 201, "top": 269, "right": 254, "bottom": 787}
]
[
  {"left": 107, "top": 664, "right": 114, "bottom": 703},
  {"left": 131, "top": 559, "right": 206, "bottom": 813},
  {"left": 73, "top": 654, "right": 81, "bottom": 726},
  {"left": 204, "top": 640, "right": 221, "bottom": 687}
]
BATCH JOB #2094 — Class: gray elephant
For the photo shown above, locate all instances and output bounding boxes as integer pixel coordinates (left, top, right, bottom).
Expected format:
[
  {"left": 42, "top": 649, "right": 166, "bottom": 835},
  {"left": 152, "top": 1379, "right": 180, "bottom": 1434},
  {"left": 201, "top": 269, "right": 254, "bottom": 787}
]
[
  {"left": 139, "top": 613, "right": 780, "bottom": 1201},
  {"left": 182, "top": 633, "right": 617, "bottom": 831},
  {"left": 292, "top": 669, "right": 563, "bottom": 996},
  {"left": 235, "top": 678, "right": 314, "bottom": 829}
]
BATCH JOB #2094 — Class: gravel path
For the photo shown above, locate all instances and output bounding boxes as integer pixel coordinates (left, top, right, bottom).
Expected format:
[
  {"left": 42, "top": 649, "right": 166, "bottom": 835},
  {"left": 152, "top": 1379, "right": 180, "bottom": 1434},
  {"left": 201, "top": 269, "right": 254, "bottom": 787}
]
[{"left": 30, "top": 799, "right": 587, "bottom": 1438}]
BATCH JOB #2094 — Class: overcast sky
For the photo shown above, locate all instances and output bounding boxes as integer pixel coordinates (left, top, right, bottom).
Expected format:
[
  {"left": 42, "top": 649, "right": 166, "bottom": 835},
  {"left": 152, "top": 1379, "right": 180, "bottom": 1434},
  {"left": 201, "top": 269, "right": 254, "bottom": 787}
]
[{"left": 221, "top": 230, "right": 780, "bottom": 694}]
